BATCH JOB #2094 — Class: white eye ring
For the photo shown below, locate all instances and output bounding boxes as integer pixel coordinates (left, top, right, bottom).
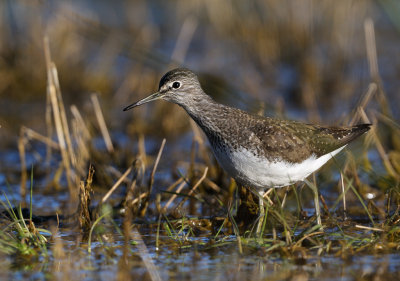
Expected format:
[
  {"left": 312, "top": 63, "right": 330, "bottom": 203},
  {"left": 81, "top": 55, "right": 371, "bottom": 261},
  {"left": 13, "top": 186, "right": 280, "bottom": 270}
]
[{"left": 172, "top": 81, "right": 181, "bottom": 89}]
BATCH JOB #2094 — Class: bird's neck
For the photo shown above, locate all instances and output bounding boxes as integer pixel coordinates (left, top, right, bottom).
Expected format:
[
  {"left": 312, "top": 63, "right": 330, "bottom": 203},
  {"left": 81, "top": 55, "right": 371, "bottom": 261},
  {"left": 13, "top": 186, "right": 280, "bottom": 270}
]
[
  {"left": 180, "top": 95, "right": 229, "bottom": 138},
  {"left": 180, "top": 94, "right": 214, "bottom": 120}
]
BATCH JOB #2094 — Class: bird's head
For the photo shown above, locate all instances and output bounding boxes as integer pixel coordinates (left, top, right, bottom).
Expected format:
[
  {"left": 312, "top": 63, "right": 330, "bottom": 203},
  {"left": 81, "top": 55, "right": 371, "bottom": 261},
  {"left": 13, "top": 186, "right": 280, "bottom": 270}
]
[{"left": 123, "top": 68, "right": 204, "bottom": 111}]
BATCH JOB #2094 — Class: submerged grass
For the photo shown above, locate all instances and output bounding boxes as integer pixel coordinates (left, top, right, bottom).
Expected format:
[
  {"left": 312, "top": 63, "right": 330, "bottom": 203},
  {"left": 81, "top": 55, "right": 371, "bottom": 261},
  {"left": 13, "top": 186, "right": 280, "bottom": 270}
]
[{"left": 0, "top": 169, "right": 51, "bottom": 257}]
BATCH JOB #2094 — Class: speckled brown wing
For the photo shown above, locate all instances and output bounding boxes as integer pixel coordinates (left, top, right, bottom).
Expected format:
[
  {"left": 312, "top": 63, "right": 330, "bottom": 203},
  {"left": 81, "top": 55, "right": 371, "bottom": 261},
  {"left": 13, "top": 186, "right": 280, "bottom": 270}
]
[
  {"left": 308, "top": 124, "right": 371, "bottom": 157},
  {"left": 250, "top": 118, "right": 371, "bottom": 163},
  {"left": 247, "top": 118, "right": 314, "bottom": 163}
]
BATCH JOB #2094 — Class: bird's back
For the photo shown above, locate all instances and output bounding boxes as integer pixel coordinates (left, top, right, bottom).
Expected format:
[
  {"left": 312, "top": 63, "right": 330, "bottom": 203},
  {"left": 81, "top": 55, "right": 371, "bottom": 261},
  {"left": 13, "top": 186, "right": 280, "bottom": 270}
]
[
  {"left": 194, "top": 105, "right": 370, "bottom": 163},
  {"left": 189, "top": 104, "right": 370, "bottom": 188}
]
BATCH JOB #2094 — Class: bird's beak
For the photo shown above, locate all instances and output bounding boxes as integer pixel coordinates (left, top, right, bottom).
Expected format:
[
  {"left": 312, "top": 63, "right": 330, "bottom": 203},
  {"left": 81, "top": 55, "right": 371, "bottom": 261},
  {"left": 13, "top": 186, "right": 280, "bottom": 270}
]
[{"left": 123, "top": 91, "right": 163, "bottom": 111}]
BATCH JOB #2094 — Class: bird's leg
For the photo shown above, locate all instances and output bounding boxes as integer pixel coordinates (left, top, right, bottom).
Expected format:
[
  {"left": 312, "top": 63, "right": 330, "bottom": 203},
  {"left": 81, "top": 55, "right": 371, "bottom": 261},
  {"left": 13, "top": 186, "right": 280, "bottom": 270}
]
[
  {"left": 281, "top": 186, "right": 290, "bottom": 208},
  {"left": 340, "top": 172, "right": 347, "bottom": 220},
  {"left": 293, "top": 184, "right": 306, "bottom": 218},
  {"left": 312, "top": 174, "right": 323, "bottom": 228},
  {"left": 256, "top": 190, "right": 265, "bottom": 236},
  {"left": 305, "top": 175, "right": 323, "bottom": 228},
  {"left": 313, "top": 187, "right": 322, "bottom": 227}
]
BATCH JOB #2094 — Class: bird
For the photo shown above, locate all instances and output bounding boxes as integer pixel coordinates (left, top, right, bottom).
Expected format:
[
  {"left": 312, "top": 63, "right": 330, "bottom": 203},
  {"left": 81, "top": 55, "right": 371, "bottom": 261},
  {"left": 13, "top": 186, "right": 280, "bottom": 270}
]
[{"left": 123, "top": 68, "right": 371, "bottom": 234}]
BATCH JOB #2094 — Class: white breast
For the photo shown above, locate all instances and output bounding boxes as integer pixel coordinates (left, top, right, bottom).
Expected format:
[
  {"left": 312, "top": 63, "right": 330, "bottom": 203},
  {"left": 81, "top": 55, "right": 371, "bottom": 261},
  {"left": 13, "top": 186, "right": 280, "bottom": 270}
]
[{"left": 212, "top": 145, "right": 346, "bottom": 191}]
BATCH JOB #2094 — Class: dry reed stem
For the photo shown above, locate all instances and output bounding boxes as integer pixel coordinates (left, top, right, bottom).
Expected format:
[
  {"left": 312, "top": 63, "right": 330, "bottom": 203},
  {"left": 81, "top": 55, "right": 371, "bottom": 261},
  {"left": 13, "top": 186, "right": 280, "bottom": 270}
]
[
  {"left": 18, "top": 125, "right": 62, "bottom": 196},
  {"left": 375, "top": 111, "right": 400, "bottom": 130},
  {"left": 48, "top": 80, "right": 74, "bottom": 192},
  {"left": 21, "top": 126, "right": 60, "bottom": 149},
  {"left": 139, "top": 139, "right": 166, "bottom": 217},
  {"left": 131, "top": 228, "right": 162, "bottom": 281},
  {"left": 102, "top": 165, "right": 133, "bottom": 204},
  {"left": 18, "top": 125, "right": 67, "bottom": 197},
  {"left": 171, "top": 16, "right": 198, "bottom": 64},
  {"left": 294, "top": 231, "right": 325, "bottom": 248},
  {"left": 71, "top": 105, "right": 92, "bottom": 175},
  {"left": 359, "top": 83, "right": 377, "bottom": 111},
  {"left": 202, "top": 178, "right": 222, "bottom": 192},
  {"left": 165, "top": 177, "right": 185, "bottom": 193},
  {"left": 162, "top": 180, "right": 187, "bottom": 213},
  {"left": 364, "top": 18, "right": 379, "bottom": 81},
  {"left": 45, "top": 86, "right": 53, "bottom": 163},
  {"left": 263, "top": 187, "right": 274, "bottom": 205},
  {"left": 124, "top": 159, "right": 142, "bottom": 195},
  {"left": 349, "top": 83, "right": 377, "bottom": 126},
  {"left": 138, "top": 134, "right": 147, "bottom": 166},
  {"left": 130, "top": 193, "right": 148, "bottom": 206},
  {"left": 44, "top": 36, "right": 53, "bottom": 166},
  {"left": 78, "top": 165, "right": 94, "bottom": 231},
  {"left": 44, "top": 37, "right": 76, "bottom": 168},
  {"left": 91, "top": 93, "right": 114, "bottom": 153},
  {"left": 367, "top": 113, "right": 398, "bottom": 178},
  {"left": 50, "top": 64, "right": 76, "bottom": 168},
  {"left": 18, "top": 129, "right": 27, "bottom": 199},
  {"left": 355, "top": 224, "right": 384, "bottom": 232},
  {"left": 105, "top": 165, "right": 134, "bottom": 185},
  {"left": 364, "top": 18, "right": 392, "bottom": 117},
  {"left": 174, "top": 167, "right": 209, "bottom": 211},
  {"left": 70, "top": 105, "right": 91, "bottom": 140},
  {"left": 340, "top": 172, "right": 347, "bottom": 218},
  {"left": 71, "top": 120, "right": 90, "bottom": 173},
  {"left": 43, "top": 37, "right": 76, "bottom": 194},
  {"left": 149, "top": 139, "right": 166, "bottom": 188}
]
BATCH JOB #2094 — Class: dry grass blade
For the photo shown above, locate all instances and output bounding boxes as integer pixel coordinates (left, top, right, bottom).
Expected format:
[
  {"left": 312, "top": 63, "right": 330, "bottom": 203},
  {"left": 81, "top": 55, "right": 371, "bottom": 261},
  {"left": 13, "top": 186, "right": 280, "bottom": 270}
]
[
  {"left": 349, "top": 83, "right": 377, "bottom": 126},
  {"left": 202, "top": 178, "right": 221, "bottom": 192},
  {"left": 44, "top": 37, "right": 76, "bottom": 169},
  {"left": 44, "top": 36, "right": 54, "bottom": 166},
  {"left": 140, "top": 139, "right": 166, "bottom": 217},
  {"left": 43, "top": 37, "right": 76, "bottom": 194},
  {"left": 162, "top": 181, "right": 187, "bottom": 214},
  {"left": 263, "top": 188, "right": 274, "bottom": 205},
  {"left": 18, "top": 126, "right": 61, "bottom": 199},
  {"left": 21, "top": 126, "right": 61, "bottom": 149},
  {"left": 364, "top": 18, "right": 379, "bottom": 80},
  {"left": 368, "top": 115, "right": 398, "bottom": 178},
  {"left": 150, "top": 139, "right": 166, "bottom": 188},
  {"left": 18, "top": 129, "right": 27, "bottom": 200},
  {"left": 70, "top": 105, "right": 91, "bottom": 140},
  {"left": 123, "top": 158, "right": 145, "bottom": 209},
  {"left": 78, "top": 165, "right": 95, "bottom": 231},
  {"left": 171, "top": 17, "right": 198, "bottom": 64},
  {"left": 48, "top": 78, "right": 74, "bottom": 192},
  {"left": 102, "top": 165, "right": 133, "bottom": 204},
  {"left": 174, "top": 167, "right": 208, "bottom": 211},
  {"left": 340, "top": 173, "right": 347, "bottom": 219},
  {"left": 355, "top": 225, "right": 384, "bottom": 232},
  {"left": 131, "top": 228, "right": 162, "bottom": 281},
  {"left": 50, "top": 64, "right": 76, "bottom": 168},
  {"left": 364, "top": 18, "right": 392, "bottom": 117},
  {"left": 91, "top": 93, "right": 114, "bottom": 153},
  {"left": 130, "top": 193, "right": 149, "bottom": 206},
  {"left": 294, "top": 231, "right": 325, "bottom": 247}
]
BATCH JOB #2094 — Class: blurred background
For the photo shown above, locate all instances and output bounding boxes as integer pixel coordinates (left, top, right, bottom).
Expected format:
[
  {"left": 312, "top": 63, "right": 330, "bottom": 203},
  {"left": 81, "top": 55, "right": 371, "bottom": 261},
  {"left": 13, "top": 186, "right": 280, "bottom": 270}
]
[{"left": 1, "top": 0, "right": 399, "bottom": 147}]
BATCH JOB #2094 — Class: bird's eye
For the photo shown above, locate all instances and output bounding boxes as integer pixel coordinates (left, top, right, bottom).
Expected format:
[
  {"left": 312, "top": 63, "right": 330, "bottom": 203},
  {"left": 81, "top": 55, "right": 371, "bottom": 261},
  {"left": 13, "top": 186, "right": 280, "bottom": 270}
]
[{"left": 172, "top": 82, "right": 181, "bottom": 89}]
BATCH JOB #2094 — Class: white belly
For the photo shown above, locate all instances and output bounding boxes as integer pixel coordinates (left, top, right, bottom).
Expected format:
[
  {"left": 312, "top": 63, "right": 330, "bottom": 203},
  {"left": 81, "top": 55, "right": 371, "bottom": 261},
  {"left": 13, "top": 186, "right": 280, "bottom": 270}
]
[{"left": 212, "top": 145, "right": 346, "bottom": 190}]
